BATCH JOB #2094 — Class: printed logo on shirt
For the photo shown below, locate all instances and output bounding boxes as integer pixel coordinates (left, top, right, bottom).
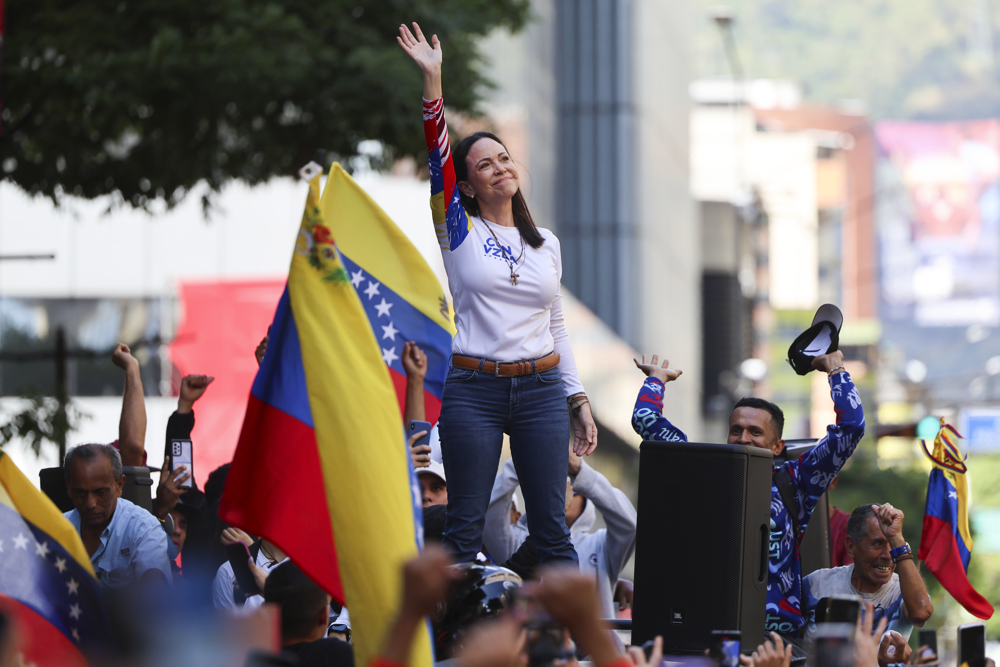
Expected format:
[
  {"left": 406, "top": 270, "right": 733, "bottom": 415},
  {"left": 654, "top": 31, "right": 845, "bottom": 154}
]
[
  {"left": 484, "top": 237, "right": 514, "bottom": 261},
  {"left": 120, "top": 548, "right": 130, "bottom": 556}
]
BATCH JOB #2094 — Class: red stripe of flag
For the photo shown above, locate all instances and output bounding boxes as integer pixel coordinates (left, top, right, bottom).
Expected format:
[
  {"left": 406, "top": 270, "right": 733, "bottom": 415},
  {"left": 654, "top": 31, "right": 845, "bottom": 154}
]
[
  {"left": 919, "top": 515, "right": 994, "bottom": 619},
  {"left": 219, "top": 395, "right": 343, "bottom": 601}
]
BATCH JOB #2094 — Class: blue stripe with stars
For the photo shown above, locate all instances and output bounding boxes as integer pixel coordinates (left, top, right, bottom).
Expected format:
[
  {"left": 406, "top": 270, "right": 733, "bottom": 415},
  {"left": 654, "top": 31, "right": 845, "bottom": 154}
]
[
  {"left": 0, "top": 502, "right": 110, "bottom": 650},
  {"left": 340, "top": 253, "right": 452, "bottom": 399}
]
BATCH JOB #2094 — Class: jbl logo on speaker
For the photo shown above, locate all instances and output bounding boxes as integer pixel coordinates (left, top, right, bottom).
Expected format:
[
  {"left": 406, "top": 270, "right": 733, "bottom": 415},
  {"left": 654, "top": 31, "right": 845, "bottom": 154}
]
[{"left": 672, "top": 609, "right": 684, "bottom": 625}]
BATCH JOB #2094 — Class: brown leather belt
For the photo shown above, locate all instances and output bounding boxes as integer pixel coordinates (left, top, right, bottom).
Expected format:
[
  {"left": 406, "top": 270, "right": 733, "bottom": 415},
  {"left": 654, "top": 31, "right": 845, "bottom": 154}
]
[{"left": 452, "top": 352, "right": 560, "bottom": 377}]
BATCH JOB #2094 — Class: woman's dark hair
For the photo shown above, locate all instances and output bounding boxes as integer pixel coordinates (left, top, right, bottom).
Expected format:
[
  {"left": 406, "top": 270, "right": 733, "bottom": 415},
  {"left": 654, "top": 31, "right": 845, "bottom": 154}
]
[{"left": 453, "top": 131, "right": 545, "bottom": 249}]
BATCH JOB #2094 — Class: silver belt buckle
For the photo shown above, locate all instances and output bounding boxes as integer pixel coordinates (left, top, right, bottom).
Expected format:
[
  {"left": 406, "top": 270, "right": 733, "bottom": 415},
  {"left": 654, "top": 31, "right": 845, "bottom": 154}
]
[{"left": 494, "top": 359, "right": 502, "bottom": 377}]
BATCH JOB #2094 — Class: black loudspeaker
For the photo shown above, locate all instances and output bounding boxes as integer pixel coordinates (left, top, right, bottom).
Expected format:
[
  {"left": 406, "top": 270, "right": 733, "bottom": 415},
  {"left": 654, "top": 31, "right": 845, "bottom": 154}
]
[
  {"left": 632, "top": 441, "right": 772, "bottom": 653},
  {"left": 39, "top": 467, "right": 74, "bottom": 513},
  {"left": 120, "top": 466, "right": 155, "bottom": 514}
]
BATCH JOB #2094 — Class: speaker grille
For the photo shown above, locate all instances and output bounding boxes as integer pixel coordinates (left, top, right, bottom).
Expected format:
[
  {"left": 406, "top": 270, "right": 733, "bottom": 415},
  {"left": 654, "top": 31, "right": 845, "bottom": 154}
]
[{"left": 632, "top": 443, "right": 762, "bottom": 652}]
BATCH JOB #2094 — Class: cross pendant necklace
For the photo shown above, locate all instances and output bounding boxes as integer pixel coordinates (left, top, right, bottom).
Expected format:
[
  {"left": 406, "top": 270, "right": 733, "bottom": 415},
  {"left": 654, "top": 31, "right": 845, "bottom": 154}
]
[{"left": 485, "top": 223, "right": 525, "bottom": 287}]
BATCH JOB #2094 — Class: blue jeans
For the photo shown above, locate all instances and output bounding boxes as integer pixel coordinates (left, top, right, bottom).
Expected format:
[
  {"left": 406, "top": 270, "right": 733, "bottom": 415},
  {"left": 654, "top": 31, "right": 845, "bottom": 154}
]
[{"left": 438, "top": 364, "right": 578, "bottom": 565}]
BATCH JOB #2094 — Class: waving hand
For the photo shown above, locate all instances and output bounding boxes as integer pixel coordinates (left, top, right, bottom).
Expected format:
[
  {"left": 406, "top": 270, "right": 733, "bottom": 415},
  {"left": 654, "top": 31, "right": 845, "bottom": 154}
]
[{"left": 397, "top": 22, "right": 442, "bottom": 100}]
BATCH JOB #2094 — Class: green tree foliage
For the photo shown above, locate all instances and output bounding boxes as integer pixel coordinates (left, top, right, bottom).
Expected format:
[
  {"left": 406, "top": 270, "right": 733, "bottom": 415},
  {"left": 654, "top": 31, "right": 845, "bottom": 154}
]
[
  {"left": 0, "top": 0, "right": 530, "bottom": 209},
  {"left": 694, "top": 0, "right": 1000, "bottom": 120}
]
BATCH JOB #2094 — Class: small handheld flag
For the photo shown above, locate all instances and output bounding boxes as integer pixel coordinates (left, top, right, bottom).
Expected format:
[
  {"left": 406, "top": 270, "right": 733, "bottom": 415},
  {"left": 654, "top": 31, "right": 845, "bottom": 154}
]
[
  {"left": 917, "top": 421, "right": 994, "bottom": 619},
  {"left": 0, "top": 451, "right": 111, "bottom": 666}
]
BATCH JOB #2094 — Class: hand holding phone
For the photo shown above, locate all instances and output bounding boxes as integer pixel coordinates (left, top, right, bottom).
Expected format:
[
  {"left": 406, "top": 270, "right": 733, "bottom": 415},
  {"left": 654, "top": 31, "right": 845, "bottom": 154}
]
[
  {"left": 408, "top": 421, "right": 432, "bottom": 448},
  {"left": 958, "top": 623, "right": 986, "bottom": 667},
  {"left": 915, "top": 629, "right": 939, "bottom": 666},
  {"left": 710, "top": 630, "right": 741, "bottom": 667},
  {"left": 409, "top": 421, "right": 432, "bottom": 468},
  {"left": 170, "top": 439, "right": 194, "bottom": 488}
]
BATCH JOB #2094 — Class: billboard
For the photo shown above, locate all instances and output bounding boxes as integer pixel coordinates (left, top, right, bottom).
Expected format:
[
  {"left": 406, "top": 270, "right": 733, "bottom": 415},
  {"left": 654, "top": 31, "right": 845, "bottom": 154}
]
[
  {"left": 876, "top": 121, "right": 1000, "bottom": 327},
  {"left": 960, "top": 407, "right": 1000, "bottom": 452}
]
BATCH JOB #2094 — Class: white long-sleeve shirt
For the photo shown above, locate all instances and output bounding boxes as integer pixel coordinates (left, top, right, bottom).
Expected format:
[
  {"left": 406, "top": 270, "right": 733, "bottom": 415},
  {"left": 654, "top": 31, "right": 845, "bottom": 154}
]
[
  {"left": 442, "top": 221, "right": 583, "bottom": 395},
  {"left": 423, "top": 96, "right": 584, "bottom": 396}
]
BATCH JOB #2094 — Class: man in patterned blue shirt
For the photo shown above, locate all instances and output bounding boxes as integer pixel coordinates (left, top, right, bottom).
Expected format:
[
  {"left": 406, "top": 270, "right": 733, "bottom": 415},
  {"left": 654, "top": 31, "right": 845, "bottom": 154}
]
[{"left": 631, "top": 351, "right": 865, "bottom": 641}]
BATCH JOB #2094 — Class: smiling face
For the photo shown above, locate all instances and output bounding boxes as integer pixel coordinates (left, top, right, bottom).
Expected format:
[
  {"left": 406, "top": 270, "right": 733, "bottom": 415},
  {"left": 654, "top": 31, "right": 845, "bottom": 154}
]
[
  {"left": 848, "top": 515, "right": 895, "bottom": 590},
  {"left": 457, "top": 138, "right": 519, "bottom": 206},
  {"left": 66, "top": 455, "right": 124, "bottom": 531},
  {"left": 727, "top": 407, "right": 786, "bottom": 456}
]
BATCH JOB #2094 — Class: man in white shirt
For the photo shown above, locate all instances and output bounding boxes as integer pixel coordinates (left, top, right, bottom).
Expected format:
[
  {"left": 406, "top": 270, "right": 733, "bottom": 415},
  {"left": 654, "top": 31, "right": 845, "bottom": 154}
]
[{"left": 802, "top": 503, "right": 933, "bottom": 660}]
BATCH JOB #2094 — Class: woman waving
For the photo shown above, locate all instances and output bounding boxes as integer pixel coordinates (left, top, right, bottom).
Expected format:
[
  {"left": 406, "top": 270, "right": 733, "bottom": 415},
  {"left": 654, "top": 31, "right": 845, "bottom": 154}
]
[{"left": 398, "top": 22, "right": 597, "bottom": 565}]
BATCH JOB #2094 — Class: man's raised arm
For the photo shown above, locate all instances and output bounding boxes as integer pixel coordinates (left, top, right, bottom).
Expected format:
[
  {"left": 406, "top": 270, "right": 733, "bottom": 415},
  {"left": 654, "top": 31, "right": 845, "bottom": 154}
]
[
  {"left": 631, "top": 354, "right": 688, "bottom": 442},
  {"left": 112, "top": 343, "right": 146, "bottom": 466},
  {"left": 795, "top": 351, "right": 866, "bottom": 516},
  {"left": 875, "top": 503, "right": 933, "bottom": 627}
]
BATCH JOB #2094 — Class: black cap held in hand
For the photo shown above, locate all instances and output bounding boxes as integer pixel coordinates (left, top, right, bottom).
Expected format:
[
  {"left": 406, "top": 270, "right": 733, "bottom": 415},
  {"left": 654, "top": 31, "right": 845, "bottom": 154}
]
[{"left": 787, "top": 304, "right": 843, "bottom": 376}]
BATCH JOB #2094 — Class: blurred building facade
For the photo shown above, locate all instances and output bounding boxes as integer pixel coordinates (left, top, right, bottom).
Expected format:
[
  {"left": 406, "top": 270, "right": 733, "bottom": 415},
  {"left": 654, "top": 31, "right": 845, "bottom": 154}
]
[
  {"left": 479, "top": 0, "right": 703, "bottom": 442},
  {"left": 689, "top": 79, "right": 879, "bottom": 440}
]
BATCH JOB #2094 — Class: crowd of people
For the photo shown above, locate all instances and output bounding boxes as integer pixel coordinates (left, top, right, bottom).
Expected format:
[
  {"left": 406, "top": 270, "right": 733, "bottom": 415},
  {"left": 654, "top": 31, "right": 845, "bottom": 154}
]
[
  {"left": 13, "top": 18, "right": 989, "bottom": 667},
  {"left": 46, "top": 325, "right": 959, "bottom": 667}
]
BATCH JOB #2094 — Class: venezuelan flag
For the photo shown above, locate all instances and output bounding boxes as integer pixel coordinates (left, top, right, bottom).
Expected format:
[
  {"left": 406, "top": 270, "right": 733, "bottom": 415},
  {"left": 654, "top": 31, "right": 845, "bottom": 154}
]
[
  {"left": 219, "top": 165, "right": 433, "bottom": 667},
  {"left": 918, "top": 422, "right": 994, "bottom": 619},
  {"left": 318, "top": 167, "right": 455, "bottom": 425},
  {"left": 0, "top": 451, "right": 111, "bottom": 666}
]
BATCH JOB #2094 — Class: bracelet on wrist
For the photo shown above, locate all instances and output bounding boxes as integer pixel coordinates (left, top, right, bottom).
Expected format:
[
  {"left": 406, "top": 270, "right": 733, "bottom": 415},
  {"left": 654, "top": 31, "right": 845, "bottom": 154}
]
[
  {"left": 827, "top": 365, "right": 846, "bottom": 376},
  {"left": 890, "top": 543, "right": 912, "bottom": 562}
]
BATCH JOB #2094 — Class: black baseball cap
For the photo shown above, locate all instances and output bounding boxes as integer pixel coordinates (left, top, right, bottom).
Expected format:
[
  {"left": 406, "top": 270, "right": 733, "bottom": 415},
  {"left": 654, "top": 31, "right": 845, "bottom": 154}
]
[{"left": 787, "top": 304, "right": 843, "bottom": 375}]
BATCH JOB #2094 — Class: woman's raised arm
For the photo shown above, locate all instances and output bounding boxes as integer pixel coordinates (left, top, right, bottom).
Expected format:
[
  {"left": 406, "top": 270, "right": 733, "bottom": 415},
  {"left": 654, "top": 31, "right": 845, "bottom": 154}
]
[
  {"left": 398, "top": 22, "right": 470, "bottom": 251},
  {"left": 397, "top": 22, "right": 442, "bottom": 101}
]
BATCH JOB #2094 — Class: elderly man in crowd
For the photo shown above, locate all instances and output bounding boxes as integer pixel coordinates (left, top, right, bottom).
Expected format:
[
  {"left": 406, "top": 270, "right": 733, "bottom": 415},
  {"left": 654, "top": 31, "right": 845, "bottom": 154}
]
[
  {"left": 803, "top": 503, "right": 933, "bottom": 663},
  {"left": 63, "top": 443, "right": 172, "bottom": 589}
]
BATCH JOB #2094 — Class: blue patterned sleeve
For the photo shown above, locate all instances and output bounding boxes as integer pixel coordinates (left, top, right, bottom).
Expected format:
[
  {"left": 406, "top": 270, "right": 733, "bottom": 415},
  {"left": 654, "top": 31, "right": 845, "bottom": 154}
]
[
  {"left": 631, "top": 378, "right": 689, "bottom": 442},
  {"left": 791, "top": 372, "right": 866, "bottom": 525}
]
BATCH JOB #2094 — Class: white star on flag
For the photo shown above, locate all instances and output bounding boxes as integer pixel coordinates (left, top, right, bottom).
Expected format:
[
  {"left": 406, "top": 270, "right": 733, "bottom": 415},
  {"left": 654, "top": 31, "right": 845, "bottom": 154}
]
[
  {"left": 54, "top": 557, "right": 67, "bottom": 573},
  {"left": 34, "top": 541, "right": 50, "bottom": 558},
  {"left": 949, "top": 490, "right": 958, "bottom": 499},
  {"left": 350, "top": 268, "right": 365, "bottom": 287},
  {"left": 13, "top": 533, "right": 28, "bottom": 550},
  {"left": 66, "top": 578, "right": 80, "bottom": 595},
  {"left": 71, "top": 628, "right": 80, "bottom": 642},
  {"left": 374, "top": 298, "right": 394, "bottom": 318},
  {"left": 382, "top": 346, "right": 399, "bottom": 366},
  {"left": 69, "top": 603, "right": 82, "bottom": 620},
  {"left": 382, "top": 322, "right": 399, "bottom": 341},
  {"left": 364, "top": 281, "right": 381, "bottom": 300}
]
